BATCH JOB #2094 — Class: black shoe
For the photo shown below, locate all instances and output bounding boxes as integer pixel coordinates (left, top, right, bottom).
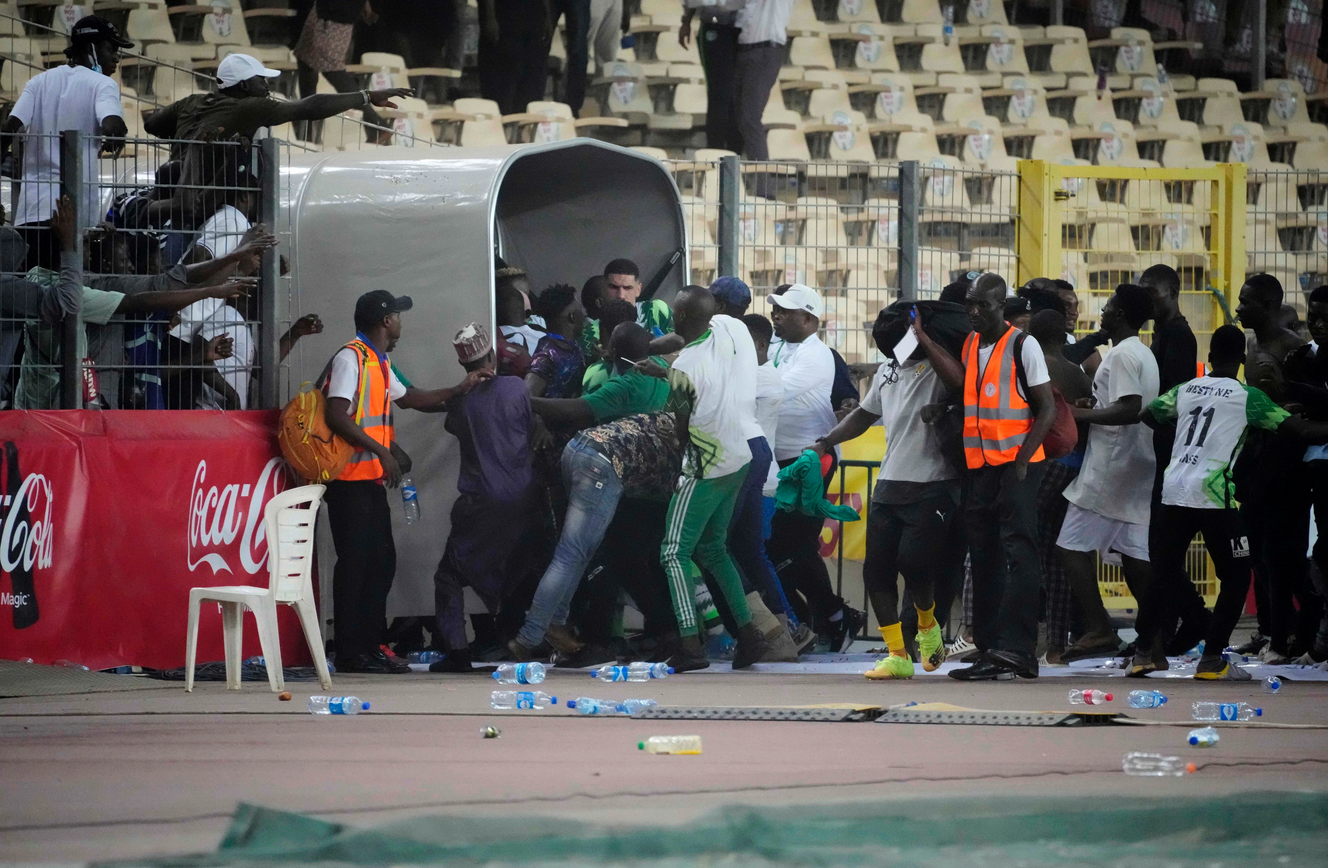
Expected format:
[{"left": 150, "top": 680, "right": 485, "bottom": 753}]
[
  {"left": 960, "top": 649, "right": 982, "bottom": 662},
  {"left": 1231, "top": 631, "right": 1269, "bottom": 656},
  {"left": 732, "top": 623, "right": 769, "bottom": 670},
  {"left": 553, "top": 644, "right": 617, "bottom": 668},
  {"left": 660, "top": 633, "right": 710, "bottom": 673},
  {"left": 826, "top": 605, "right": 867, "bottom": 653},
  {"left": 428, "top": 648, "right": 477, "bottom": 673},
  {"left": 986, "top": 648, "right": 1039, "bottom": 678},
  {"left": 339, "top": 651, "right": 410, "bottom": 674},
  {"left": 948, "top": 653, "right": 1017, "bottom": 681}
]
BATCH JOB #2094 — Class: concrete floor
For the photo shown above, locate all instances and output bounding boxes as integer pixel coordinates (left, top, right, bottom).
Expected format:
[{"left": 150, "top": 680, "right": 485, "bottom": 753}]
[{"left": 2, "top": 667, "right": 1325, "bottom": 863}]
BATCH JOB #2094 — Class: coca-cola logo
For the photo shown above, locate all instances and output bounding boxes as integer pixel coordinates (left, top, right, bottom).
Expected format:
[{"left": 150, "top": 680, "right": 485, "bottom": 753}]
[
  {"left": 188, "top": 458, "right": 286, "bottom": 576},
  {"left": 2, "top": 473, "right": 53, "bottom": 577}
]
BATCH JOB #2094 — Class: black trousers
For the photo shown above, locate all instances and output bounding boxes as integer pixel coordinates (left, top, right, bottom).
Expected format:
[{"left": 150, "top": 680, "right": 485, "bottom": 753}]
[
  {"left": 1148, "top": 427, "right": 1210, "bottom": 647},
  {"left": 964, "top": 462, "right": 1044, "bottom": 656},
  {"left": 769, "top": 452, "right": 844, "bottom": 630},
  {"left": 1242, "top": 469, "right": 1318, "bottom": 654},
  {"left": 572, "top": 497, "right": 678, "bottom": 645},
  {"left": 548, "top": 0, "right": 590, "bottom": 115},
  {"left": 478, "top": 0, "right": 549, "bottom": 115},
  {"left": 862, "top": 482, "right": 960, "bottom": 630},
  {"left": 325, "top": 480, "right": 395, "bottom": 661},
  {"left": 1138, "top": 505, "right": 1252, "bottom": 654},
  {"left": 697, "top": 20, "right": 740, "bottom": 151}
]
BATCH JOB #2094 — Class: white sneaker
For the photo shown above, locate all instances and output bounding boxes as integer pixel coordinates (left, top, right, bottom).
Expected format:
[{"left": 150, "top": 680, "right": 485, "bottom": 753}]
[
  {"left": 1258, "top": 646, "right": 1292, "bottom": 665},
  {"left": 1038, "top": 652, "right": 1068, "bottom": 668},
  {"left": 946, "top": 635, "right": 976, "bottom": 660}
]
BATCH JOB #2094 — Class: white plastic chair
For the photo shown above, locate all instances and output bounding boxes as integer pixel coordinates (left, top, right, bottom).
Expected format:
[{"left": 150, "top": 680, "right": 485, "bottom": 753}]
[{"left": 185, "top": 484, "right": 331, "bottom": 693}]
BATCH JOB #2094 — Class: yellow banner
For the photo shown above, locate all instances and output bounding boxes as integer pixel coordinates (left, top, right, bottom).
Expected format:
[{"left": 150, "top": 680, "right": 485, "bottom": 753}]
[{"left": 818, "top": 427, "right": 886, "bottom": 561}]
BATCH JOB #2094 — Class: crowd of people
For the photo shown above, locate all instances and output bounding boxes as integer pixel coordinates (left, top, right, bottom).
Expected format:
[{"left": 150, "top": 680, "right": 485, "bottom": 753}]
[{"left": 315, "top": 255, "right": 1328, "bottom": 679}]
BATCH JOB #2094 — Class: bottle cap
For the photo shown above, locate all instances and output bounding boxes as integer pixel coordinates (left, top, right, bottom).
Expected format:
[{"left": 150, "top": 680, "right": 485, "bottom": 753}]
[
  {"left": 551, "top": 697, "right": 558, "bottom": 704},
  {"left": 1186, "top": 762, "right": 1197, "bottom": 773},
  {"left": 591, "top": 671, "right": 600, "bottom": 678},
  {"left": 638, "top": 741, "right": 645, "bottom": 750},
  {"left": 667, "top": 667, "right": 675, "bottom": 674},
  {"left": 1104, "top": 693, "right": 1113, "bottom": 702},
  {"left": 1188, "top": 735, "right": 1198, "bottom": 745},
  {"left": 1255, "top": 708, "right": 1262, "bottom": 715},
  {"left": 362, "top": 702, "right": 370, "bottom": 710},
  {"left": 1159, "top": 695, "right": 1167, "bottom": 704},
  {"left": 492, "top": 671, "right": 500, "bottom": 681},
  {"left": 566, "top": 700, "right": 577, "bottom": 709}
]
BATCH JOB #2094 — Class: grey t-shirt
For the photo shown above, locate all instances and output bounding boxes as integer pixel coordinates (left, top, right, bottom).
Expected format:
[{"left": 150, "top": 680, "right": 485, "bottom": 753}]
[{"left": 860, "top": 358, "right": 958, "bottom": 504}]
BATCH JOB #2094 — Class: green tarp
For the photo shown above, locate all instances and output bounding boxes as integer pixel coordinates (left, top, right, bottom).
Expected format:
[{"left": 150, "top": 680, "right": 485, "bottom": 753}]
[{"left": 97, "top": 792, "right": 1328, "bottom": 866}]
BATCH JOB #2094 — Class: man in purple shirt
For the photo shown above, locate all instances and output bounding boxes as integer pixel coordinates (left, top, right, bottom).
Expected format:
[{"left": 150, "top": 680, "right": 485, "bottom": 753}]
[{"left": 431, "top": 323, "right": 543, "bottom": 672}]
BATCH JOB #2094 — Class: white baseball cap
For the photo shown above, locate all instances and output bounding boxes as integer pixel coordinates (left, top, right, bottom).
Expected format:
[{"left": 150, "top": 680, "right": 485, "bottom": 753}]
[
  {"left": 217, "top": 53, "right": 281, "bottom": 88},
  {"left": 767, "top": 283, "right": 824, "bottom": 319}
]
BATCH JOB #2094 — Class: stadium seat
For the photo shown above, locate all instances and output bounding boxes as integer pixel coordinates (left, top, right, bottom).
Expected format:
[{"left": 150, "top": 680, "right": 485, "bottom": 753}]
[
  {"left": 805, "top": 69, "right": 853, "bottom": 117},
  {"left": 243, "top": 4, "right": 295, "bottom": 47},
  {"left": 917, "top": 246, "right": 961, "bottom": 297},
  {"left": 169, "top": 0, "right": 250, "bottom": 47},
  {"left": 829, "top": 23, "right": 898, "bottom": 81},
  {"left": 502, "top": 100, "right": 630, "bottom": 142},
  {"left": 126, "top": 5, "right": 175, "bottom": 46}
]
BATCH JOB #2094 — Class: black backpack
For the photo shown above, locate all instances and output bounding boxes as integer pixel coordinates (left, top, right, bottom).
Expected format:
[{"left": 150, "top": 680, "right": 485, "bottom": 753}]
[{"left": 872, "top": 299, "right": 970, "bottom": 363}]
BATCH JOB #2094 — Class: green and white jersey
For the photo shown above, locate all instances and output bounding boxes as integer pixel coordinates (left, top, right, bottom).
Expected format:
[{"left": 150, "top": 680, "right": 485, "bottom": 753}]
[
  {"left": 1147, "top": 375, "right": 1289, "bottom": 509},
  {"left": 665, "top": 316, "right": 755, "bottom": 480},
  {"left": 638, "top": 298, "right": 674, "bottom": 337}
]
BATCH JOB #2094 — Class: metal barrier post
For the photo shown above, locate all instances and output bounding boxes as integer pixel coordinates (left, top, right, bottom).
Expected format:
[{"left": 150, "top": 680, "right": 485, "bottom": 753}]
[
  {"left": 258, "top": 137, "right": 280, "bottom": 410},
  {"left": 1015, "top": 159, "right": 1058, "bottom": 286},
  {"left": 1222, "top": 162, "right": 1247, "bottom": 312},
  {"left": 1254, "top": 0, "right": 1267, "bottom": 90},
  {"left": 898, "top": 160, "right": 920, "bottom": 300},
  {"left": 58, "top": 130, "right": 83, "bottom": 410},
  {"left": 717, "top": 154, "right": 740, "bottom": 278}
]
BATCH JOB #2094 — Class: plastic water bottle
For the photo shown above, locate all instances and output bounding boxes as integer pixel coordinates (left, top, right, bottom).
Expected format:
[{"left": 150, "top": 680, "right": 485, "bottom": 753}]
[
  {"left": 566, "top": 697, "right": 624, "bottom": 715},
  {"left": 592, "top": 662, "right": 674, "bottom": 681},
  {"left": 408, "top": 650, "right": 445, "bottom": 664},
  {"left": 401, "top": 476, "right": 420, "bottom": 525},
  {"left": 490, "top": 690, "right": 557, "bottom": 710},
  {"left": 244, "top": 656, "right": 266, "bottom": 666},
  {"left": 618, "top": 698, "right": 659, "bottom": 714},
  {"left": 55, "top": 659, "right": 90, "bottom": 671},
  {"left": 639, "top": 735, "right": 702, "bottom": 755},
  {"left": 1192, "top": 701, "right": 1262, "bottom": 721},
  {"left": 1188, "top": 726, "right": 1219, "bottom": 747},
  {"left": 1068, "top": 688, "right": 1113, "bottom": 705},
  {"left": 942, "top": 4, "right": 954, "bottom": 46},
  {"left": 1122, "top": 752, "right": 1187, "bottom": 776},
  {"left": 493, "top": 662, "right": 545, "bottom": 684},
  {"left": 1263, "top": 675, "right": 1282, "bottom": 694},
  {"left": 1128, "top": 690, "right": 1168, "bottom": 709},
  {"left": 308, "top": 696, "right": 369, "bottom": 715},
  {"left": 1180, "top": 640, "right": 1205, "bottom": 662}
]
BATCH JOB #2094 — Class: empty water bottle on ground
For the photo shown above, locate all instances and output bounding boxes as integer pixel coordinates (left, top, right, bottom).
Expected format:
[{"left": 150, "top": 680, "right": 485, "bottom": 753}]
[
  {"left": 308, "top": 696, "right": 369, "bottom": 715},
  {"left": 408, "top": 650, "right": 445, "bottom": 664},
  {"left": 1263, "top": 676, "right": 1282, "bottom": 694},
  {"left": 617, "top": 698, "right": 659, "bottom": 714},
  {"left": 55, "top": 659, "right": 89, "bottom": 671},
  {"left": 1188, "top": 726, "right": 1219, "bottom": 747},
  {"left": 401, "top": 475, "right": 420, "bottom": 525},
  {"left": 1192, "top": 701, "right": 1261, "bottom": 721},
  {"left": 566, "top": 697, "right": 624, "bottom": 715},
  {"left": 1068, "top": 688, "right": 1113, "bottom": 705},
  {"left": 1122, "top": 752, "right": 1186, "bottom": 776},
  {"left": 640, "top": 735, "right": 702, "bottom": 755},
  {"left": 592, "top": 662, "right": 674, "bottom": 681},
  {"left": 1128, "top": 690, "right": 1168, "bottom": 708},
  {"left": 493, "top": 662, "right": 546, "bottom": 684},
  {"left": 490, "top": 690, "right": 557, "bottom": 710}
]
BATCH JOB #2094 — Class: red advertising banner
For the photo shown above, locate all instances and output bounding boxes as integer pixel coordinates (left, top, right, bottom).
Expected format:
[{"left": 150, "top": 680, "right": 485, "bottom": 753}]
[{"left": 0, "top": 411, "right": 313, "bottom": 670}]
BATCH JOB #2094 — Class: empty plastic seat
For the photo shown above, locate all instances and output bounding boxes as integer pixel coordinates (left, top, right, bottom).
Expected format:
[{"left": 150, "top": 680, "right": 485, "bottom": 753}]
[
  {"left": 170, "top": 0, "right": 250, "bottom": 47},
  {"left": 829, "top": 23, "right": 899, "bottom": 80},
  {"left": 125, "top": 5, "right": 175, "bottom": 46},
  {"left": 590, "top": 61, "right": 653, "bottom": 127},
  {"left": 805, "top": 68, "right": 853, "bottom": 117}
]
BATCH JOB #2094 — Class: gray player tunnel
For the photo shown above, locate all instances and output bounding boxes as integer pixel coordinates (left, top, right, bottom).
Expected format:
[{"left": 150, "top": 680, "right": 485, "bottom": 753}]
[{"left": 492, "top": 141, "right": 689, "bottom": 304}]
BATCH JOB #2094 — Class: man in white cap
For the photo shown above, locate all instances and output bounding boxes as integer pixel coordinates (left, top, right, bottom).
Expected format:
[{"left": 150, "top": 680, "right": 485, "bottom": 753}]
[
  {"left": 145, "top": 52, "right": 411, "bottom": 144},
  {"left": 767, "top": 283, "right": 866, "bottom": 651}
]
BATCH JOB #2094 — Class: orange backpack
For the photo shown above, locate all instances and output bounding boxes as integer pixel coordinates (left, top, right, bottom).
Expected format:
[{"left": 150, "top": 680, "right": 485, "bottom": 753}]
[{"left": 279, "top": 382, "right": 355, "bottom": 482}]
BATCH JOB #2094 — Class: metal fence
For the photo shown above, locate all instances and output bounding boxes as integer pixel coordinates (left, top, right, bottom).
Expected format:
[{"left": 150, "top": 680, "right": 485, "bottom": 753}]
[{"left": 1247, "top": 168, "right": 1328, "bottom": 324}]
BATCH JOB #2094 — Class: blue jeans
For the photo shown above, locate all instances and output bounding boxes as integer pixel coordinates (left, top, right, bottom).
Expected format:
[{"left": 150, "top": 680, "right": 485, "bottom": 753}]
[
  {"left": 730, "top": 436, "right": 793, "bottom": 618},
  {"left": 516, "top": 439, "right": 623, "bottom": 648}
]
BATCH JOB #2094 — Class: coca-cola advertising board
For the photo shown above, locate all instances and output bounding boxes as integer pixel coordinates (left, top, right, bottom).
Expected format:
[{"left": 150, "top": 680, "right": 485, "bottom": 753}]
[{"left": 0, "top": 411, "right": 312, "bottom": 669}]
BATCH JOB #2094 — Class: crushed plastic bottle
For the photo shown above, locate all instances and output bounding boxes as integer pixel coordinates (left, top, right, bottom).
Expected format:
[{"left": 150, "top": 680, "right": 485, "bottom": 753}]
[
  {"left": 490, "top": 690, "right": 557, "bottom": 710},
  {"left": 640, "top": 735, "right": 702, "bottom": 755},
  {"left": 308, "top": 696, "right": 369, "bottom": 715},
  {"left": 1263, "top": 675, "right": 1282, "bottom": 694},
  {"left": 1192, "top": 701, "right": 1262, "bottom": 721},
  {"left": 566, "top": 697, "right": 625, "bottom": 715},
  {"left": 1187, "top": 726, "right": 1219, "bottom": 747},
  {"left": 244, "top": 656, "right": 266, "bottom": 666},
  {"left": 617, "top": 698, "right": 659, "bottom": 714},
  {"left": 1068, "top": 688, "right": 1113, "bottom": 705},
  {"left": 1128, "top": 690, "right": 1168, "bottom": 709},
  {"left": 54, "top": 659, "right": 90, "bottom": 671},
  {"left": 1122, "top": 752, "right": 1187, "bottom": 776},
  {"left": 408, "top": 650, "right": 445, "bottom": 664},
  {"left": 401, "top": 475, "right": 420, "bottom": 525},
  {"left": 493, "top": 662, "right": 546, "bottom": 684},
  {"left": 592, "top": 662, "right": 674, "bottom": 681},
  {"left": 1179, "top": 640, "right": 1205, "bottom": 662}
]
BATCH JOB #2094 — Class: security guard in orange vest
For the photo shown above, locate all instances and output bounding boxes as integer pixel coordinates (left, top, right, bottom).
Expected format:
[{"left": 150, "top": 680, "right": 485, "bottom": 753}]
[
  {"left": 909, "top": 273, "right": 1056, "bottom": 681},
  {"left": 322, "top": 291, "right": 491, "bottom": 673}
]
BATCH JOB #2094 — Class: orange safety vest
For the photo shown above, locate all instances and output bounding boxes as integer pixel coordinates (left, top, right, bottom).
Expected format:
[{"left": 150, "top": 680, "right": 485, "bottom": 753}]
[
  {"left": 333, "top": 339, "right": 395, "bottom": 482},
  {"left": 962, "top": 327, "right": 1044, "bottom": 470}
]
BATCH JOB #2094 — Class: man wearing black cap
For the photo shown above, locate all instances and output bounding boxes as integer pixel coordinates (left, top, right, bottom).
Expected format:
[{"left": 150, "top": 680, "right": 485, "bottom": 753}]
[
  {"left": 1, "top": 15, "right": 131, "bottom": 270},
  {"left": 320, "top": 291, "right": 492, "bottom": 673}
]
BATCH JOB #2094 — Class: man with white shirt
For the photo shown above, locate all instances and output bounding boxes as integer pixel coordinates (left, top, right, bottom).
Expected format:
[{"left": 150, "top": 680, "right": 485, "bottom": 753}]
[
  {"left": 1, "top": 15, "right": 131, "bottom": 271},
  {"left": 766, "top": 283, "right": 865, "bottom": 650},
  {"left": 1057, "top": 284, "right": 1160, "bottom": 661},
  {"left": 733, "top": 0, "right": 792, "bottom": 159}
]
